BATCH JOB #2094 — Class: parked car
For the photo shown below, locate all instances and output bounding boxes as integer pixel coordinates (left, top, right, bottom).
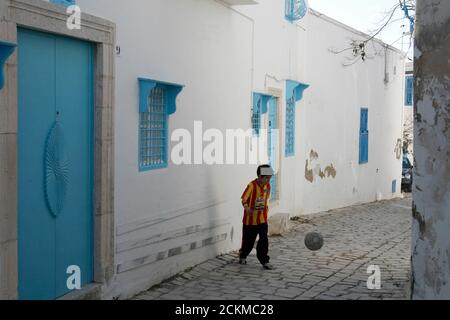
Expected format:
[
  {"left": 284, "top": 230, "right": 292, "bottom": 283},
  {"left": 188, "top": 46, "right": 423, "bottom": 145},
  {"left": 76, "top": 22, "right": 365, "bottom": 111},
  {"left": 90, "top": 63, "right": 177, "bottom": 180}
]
[{"left": 402, "top": 154, "right": 413, "bottom": 192}]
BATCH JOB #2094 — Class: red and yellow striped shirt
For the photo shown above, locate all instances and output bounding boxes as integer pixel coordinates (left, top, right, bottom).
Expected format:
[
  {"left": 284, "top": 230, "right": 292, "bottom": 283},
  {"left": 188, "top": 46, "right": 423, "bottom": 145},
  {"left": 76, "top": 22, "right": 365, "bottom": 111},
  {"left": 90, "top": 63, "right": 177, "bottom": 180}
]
[{"left": 241, "top": 179, "right": 271, "bottom": 225}]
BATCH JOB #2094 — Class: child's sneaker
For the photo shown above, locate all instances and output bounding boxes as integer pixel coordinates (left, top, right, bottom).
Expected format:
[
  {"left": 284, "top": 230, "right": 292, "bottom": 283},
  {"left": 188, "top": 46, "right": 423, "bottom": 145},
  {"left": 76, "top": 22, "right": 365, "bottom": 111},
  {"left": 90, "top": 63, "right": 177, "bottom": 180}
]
[
  {"left": 263, "top": 263, "right": 274, "bottom": 270},
  {"left": 239, "top": 258, "right": 247, "bottom": 265}
]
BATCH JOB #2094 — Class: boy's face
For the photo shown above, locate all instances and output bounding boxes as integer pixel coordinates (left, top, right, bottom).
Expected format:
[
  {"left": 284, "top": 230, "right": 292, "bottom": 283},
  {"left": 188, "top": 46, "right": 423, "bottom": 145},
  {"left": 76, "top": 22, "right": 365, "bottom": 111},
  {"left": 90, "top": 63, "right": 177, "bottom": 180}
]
[{"left": 259, "top": 175, "right": 272, "bottom": 185}]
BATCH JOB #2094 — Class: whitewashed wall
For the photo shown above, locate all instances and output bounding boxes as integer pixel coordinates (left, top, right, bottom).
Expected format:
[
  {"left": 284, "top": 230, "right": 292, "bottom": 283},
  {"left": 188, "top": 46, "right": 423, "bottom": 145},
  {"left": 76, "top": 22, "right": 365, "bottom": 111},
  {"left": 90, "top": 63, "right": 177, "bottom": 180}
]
[
  {"left": 298, "top": 10, "right": 405, "bottom": 214},
  {"left": 237, "top": 1, "right": 405, "bottom": 216},
  {"left": 76, "top": 0, "right": 256, "bottom": 299},
  {"left": 75, "top": 0, "right": 405, "bottom": 299},
  {"left": 403, "top": 62, "right": 414, "bottom": 157}
]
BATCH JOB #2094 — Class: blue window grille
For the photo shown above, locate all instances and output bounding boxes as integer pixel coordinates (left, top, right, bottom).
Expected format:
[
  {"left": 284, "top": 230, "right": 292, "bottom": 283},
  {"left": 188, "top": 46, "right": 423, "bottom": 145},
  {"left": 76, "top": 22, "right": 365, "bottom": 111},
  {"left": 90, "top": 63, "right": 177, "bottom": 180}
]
[
  {"left": 139, "top": 87, "right": 168, "bottom": 171},
  {"left": 138, "top": 78, "right": 183, "bottom": 171},
  {"left": 359, "top": 108, "right": 369, "bottom": 164},
  {"left": 50, "top": 0, "right": 75, "bottom": 6},
  {"left": 285, "top": 0, "right": 308, "bottom": 22},
  {"left": 405, "top": 75, "right": 413, "bottom": 106},
  {"left": 284, "top": 80, "right": 309, "bottom": 157},
  {"left": 252, "top": 92, "right": 274, "bottom": 136},
  {"left": 252, "top": 94, "right": 262, "bottom": 136},
  {"left": 285, "top": 96, "right": 295, "bottom": 157}
]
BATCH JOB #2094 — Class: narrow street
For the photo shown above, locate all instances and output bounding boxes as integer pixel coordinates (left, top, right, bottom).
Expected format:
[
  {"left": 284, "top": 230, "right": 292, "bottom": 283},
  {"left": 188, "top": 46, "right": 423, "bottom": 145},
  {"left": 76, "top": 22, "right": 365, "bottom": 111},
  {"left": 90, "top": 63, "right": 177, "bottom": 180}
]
[{"left": 134, "top": 196, "right": 412, "bottom": 300}]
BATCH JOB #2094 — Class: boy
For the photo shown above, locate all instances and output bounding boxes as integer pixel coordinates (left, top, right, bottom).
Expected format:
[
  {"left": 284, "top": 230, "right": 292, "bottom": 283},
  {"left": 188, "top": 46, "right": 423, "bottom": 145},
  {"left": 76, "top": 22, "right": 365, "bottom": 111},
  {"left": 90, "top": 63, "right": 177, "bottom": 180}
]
[{"left": 239, "top": 164, "right": 274, "bottom": 270}]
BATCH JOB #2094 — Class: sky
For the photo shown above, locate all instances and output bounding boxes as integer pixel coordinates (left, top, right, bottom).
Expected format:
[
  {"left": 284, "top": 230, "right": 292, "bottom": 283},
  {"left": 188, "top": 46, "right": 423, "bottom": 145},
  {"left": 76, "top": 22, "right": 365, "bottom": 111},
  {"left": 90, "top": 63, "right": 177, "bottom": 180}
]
[{"left": 307, "top": 0, "right": 414, "bottom": 59}]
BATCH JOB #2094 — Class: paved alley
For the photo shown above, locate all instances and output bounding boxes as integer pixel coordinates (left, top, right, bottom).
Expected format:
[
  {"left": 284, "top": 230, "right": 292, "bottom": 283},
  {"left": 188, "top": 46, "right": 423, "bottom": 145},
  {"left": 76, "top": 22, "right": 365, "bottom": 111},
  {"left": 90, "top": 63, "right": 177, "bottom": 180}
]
[{"left": 133, "top": 196, "right": 412, "bottom": 300}]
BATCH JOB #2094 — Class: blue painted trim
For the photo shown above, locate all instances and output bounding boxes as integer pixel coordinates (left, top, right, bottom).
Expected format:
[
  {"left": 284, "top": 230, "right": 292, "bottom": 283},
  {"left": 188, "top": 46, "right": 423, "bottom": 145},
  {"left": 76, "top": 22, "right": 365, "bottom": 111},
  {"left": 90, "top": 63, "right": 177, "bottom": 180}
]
[
  {"left": 49, "top": 0, "right": 75, "bottom": 7},
  {"left": 0, "top": 40, "right": 17, "bottom": 90},
  {"left": 285, "top": 80, "right": 309, "bottom": 158},
  {"left": 252, "top": 92, "right": 274, "bottom": 137},
  {"left": 286, "top": 79, "right": 309, "bottom": 103},
  {"left": 285, "top": 0, "right": 308, "bottom": 23},
  {"left": 254, "top": 92, "right": 274, "bottom": 114},
  {"left": 285, "top": 97, "right": 295, "bottom": 157},
  {"left": 359, "top": 108, "right": 369, "bottom": 164},
  {"left": 405, "top": 76, "right": 413, "bottom": 106},
  {"left": 139, "top": 162, "right": 168, "bottom": 172},
  {"left": 87, "top": 42, "right": 95, "bottom": 279},
  {"left": 138, "top": 81, "right": 171, "bottom": 172},
  {"left": 252, "top": 93, "right": 262, "bottom": 136},
  {"left": 138, "top": 78, "right": 184, "bottom": 114},
  {"left": 138, "top": 79, "right": 157, "bottom": 113}
]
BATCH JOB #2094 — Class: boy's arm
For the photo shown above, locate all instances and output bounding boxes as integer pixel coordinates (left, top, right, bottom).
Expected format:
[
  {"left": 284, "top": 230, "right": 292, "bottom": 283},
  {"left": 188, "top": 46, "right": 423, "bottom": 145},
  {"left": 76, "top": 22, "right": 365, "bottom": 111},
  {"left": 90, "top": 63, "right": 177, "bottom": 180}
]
[{"left": 241, "top": 183, "right": 253, "bottom": 212}]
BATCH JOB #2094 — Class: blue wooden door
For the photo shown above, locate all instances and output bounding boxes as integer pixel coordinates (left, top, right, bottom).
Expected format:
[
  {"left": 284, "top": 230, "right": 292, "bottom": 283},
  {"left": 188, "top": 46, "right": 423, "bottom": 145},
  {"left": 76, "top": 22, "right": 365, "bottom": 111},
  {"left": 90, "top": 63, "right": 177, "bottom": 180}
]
[
  {"left": 18, "top": 28, "right": 94, "bottom": 300},
  {"left": 268, "top": 98, "right": 278, "bottom": 200}
]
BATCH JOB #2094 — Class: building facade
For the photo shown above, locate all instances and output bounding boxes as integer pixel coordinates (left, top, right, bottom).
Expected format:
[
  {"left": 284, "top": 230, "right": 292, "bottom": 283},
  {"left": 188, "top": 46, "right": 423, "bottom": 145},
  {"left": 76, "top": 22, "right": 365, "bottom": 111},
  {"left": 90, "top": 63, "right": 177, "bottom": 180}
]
[
  {"left": 403, "top": 62, "right": 414, "bottom": 156},
  {"left": 0, "top": 0, "right": 405, "bottom": 299}
]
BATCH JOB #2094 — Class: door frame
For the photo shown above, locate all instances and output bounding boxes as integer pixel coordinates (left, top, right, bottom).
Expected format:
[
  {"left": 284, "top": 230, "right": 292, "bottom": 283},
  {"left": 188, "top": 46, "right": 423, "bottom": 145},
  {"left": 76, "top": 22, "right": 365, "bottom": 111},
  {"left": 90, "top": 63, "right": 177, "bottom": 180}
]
[
  {"left": 0, "top": 0, "right": 115, "bottom": 300},
  {"left": 267, "top": 87, "right": 283, "bottom": 205}
]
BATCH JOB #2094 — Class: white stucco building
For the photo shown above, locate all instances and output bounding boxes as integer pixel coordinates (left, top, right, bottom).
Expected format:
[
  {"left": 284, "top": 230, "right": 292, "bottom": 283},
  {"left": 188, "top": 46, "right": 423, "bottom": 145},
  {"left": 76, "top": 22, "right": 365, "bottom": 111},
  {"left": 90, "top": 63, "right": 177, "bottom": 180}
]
[
  {"left": 403, "top": 62, "right": 414, "bottom": 157},
  {"left": 0, "top": 0, "right": 406, "bottom": 299}
]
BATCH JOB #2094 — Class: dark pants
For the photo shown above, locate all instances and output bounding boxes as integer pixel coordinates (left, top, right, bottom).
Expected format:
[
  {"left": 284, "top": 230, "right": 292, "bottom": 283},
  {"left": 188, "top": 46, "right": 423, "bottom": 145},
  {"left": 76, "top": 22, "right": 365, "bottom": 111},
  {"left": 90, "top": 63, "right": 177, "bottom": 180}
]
[{"left": 239, "top": 223, "right": 270, "bottom": 265}]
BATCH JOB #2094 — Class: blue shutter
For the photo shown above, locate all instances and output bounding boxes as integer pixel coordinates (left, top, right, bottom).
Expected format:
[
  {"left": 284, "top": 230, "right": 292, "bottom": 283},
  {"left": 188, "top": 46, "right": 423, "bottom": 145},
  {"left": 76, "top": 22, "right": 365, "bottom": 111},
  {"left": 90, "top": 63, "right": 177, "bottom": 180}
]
[
  {"left": 359, "top": 108, "right": 369, "bottom": 164},
  {"left": 405, "top": 76, "right": 413, "bottom": 106}
]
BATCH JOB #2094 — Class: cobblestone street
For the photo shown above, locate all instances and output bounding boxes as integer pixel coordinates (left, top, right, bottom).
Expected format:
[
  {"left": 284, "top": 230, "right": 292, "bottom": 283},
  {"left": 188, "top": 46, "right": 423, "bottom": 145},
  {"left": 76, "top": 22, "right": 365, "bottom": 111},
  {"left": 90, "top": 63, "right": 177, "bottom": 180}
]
[{"left": 134, "top": 196, "right": 412, "bottom": 300}]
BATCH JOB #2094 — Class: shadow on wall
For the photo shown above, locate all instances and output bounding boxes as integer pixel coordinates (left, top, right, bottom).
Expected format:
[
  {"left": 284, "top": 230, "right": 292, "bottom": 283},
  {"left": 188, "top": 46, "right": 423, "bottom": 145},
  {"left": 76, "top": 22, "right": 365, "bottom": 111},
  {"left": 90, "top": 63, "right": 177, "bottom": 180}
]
[{"left": 114, "top": 168, "right": 234, "bottom": 281}]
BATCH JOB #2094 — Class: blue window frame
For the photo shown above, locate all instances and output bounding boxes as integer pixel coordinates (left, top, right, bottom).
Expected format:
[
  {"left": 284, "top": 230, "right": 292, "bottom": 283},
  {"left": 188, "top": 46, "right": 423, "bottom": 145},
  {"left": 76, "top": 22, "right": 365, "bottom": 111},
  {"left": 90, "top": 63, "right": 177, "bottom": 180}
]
[
  {"left": 392, "top": 179, "right": 397, "bottom": 193},
  {"left": 252, "top": 92, "right": 273, "bottom": 136},
  {"left": 285, "top": 97, "right": 295, "bottom": 157},
  {"left": 252, "top": 93, "right": 262, "bottom": 136},
  {"left": 285, "top": 0, "right": 308, "bottom": 22},
  {"left": 285, "top": 80, "right": 309, "bottom": 157},
  {"left": 50, "top": 0, "right": 75, "bottom": 6},
  {"left": 139, "top": 87, "right": 168, "bottom": 171},
  {"left": 405, "top": 75, "right": 413, "bottom": 106},
  {"left": 138, "top": 78, "right": 184, "bottom": 171},
  {"left": 359, "top": 108, "right": 369, "bottom": 164}
]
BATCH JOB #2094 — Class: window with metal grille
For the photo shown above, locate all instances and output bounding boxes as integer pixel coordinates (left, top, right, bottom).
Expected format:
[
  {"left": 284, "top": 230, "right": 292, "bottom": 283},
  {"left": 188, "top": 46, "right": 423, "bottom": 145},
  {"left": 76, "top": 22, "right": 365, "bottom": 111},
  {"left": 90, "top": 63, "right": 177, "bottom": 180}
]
[
  {"left": 139, "top": 87, "right": 168, "bottom": 171},
  {"left": 285, "top": 96, "right": 295, "bottom": 157},
  {"left": 359, "top": 108, "right": 369, "bottom": 164},
  {"left": 405, "top": 75, "right": 413, "bottom": 106},
  {"left": 252, "top": 94, "right": 262, "bottom": 136},
  {"left": 285, "top": 0, "right": 308, "bottom": 22}
]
